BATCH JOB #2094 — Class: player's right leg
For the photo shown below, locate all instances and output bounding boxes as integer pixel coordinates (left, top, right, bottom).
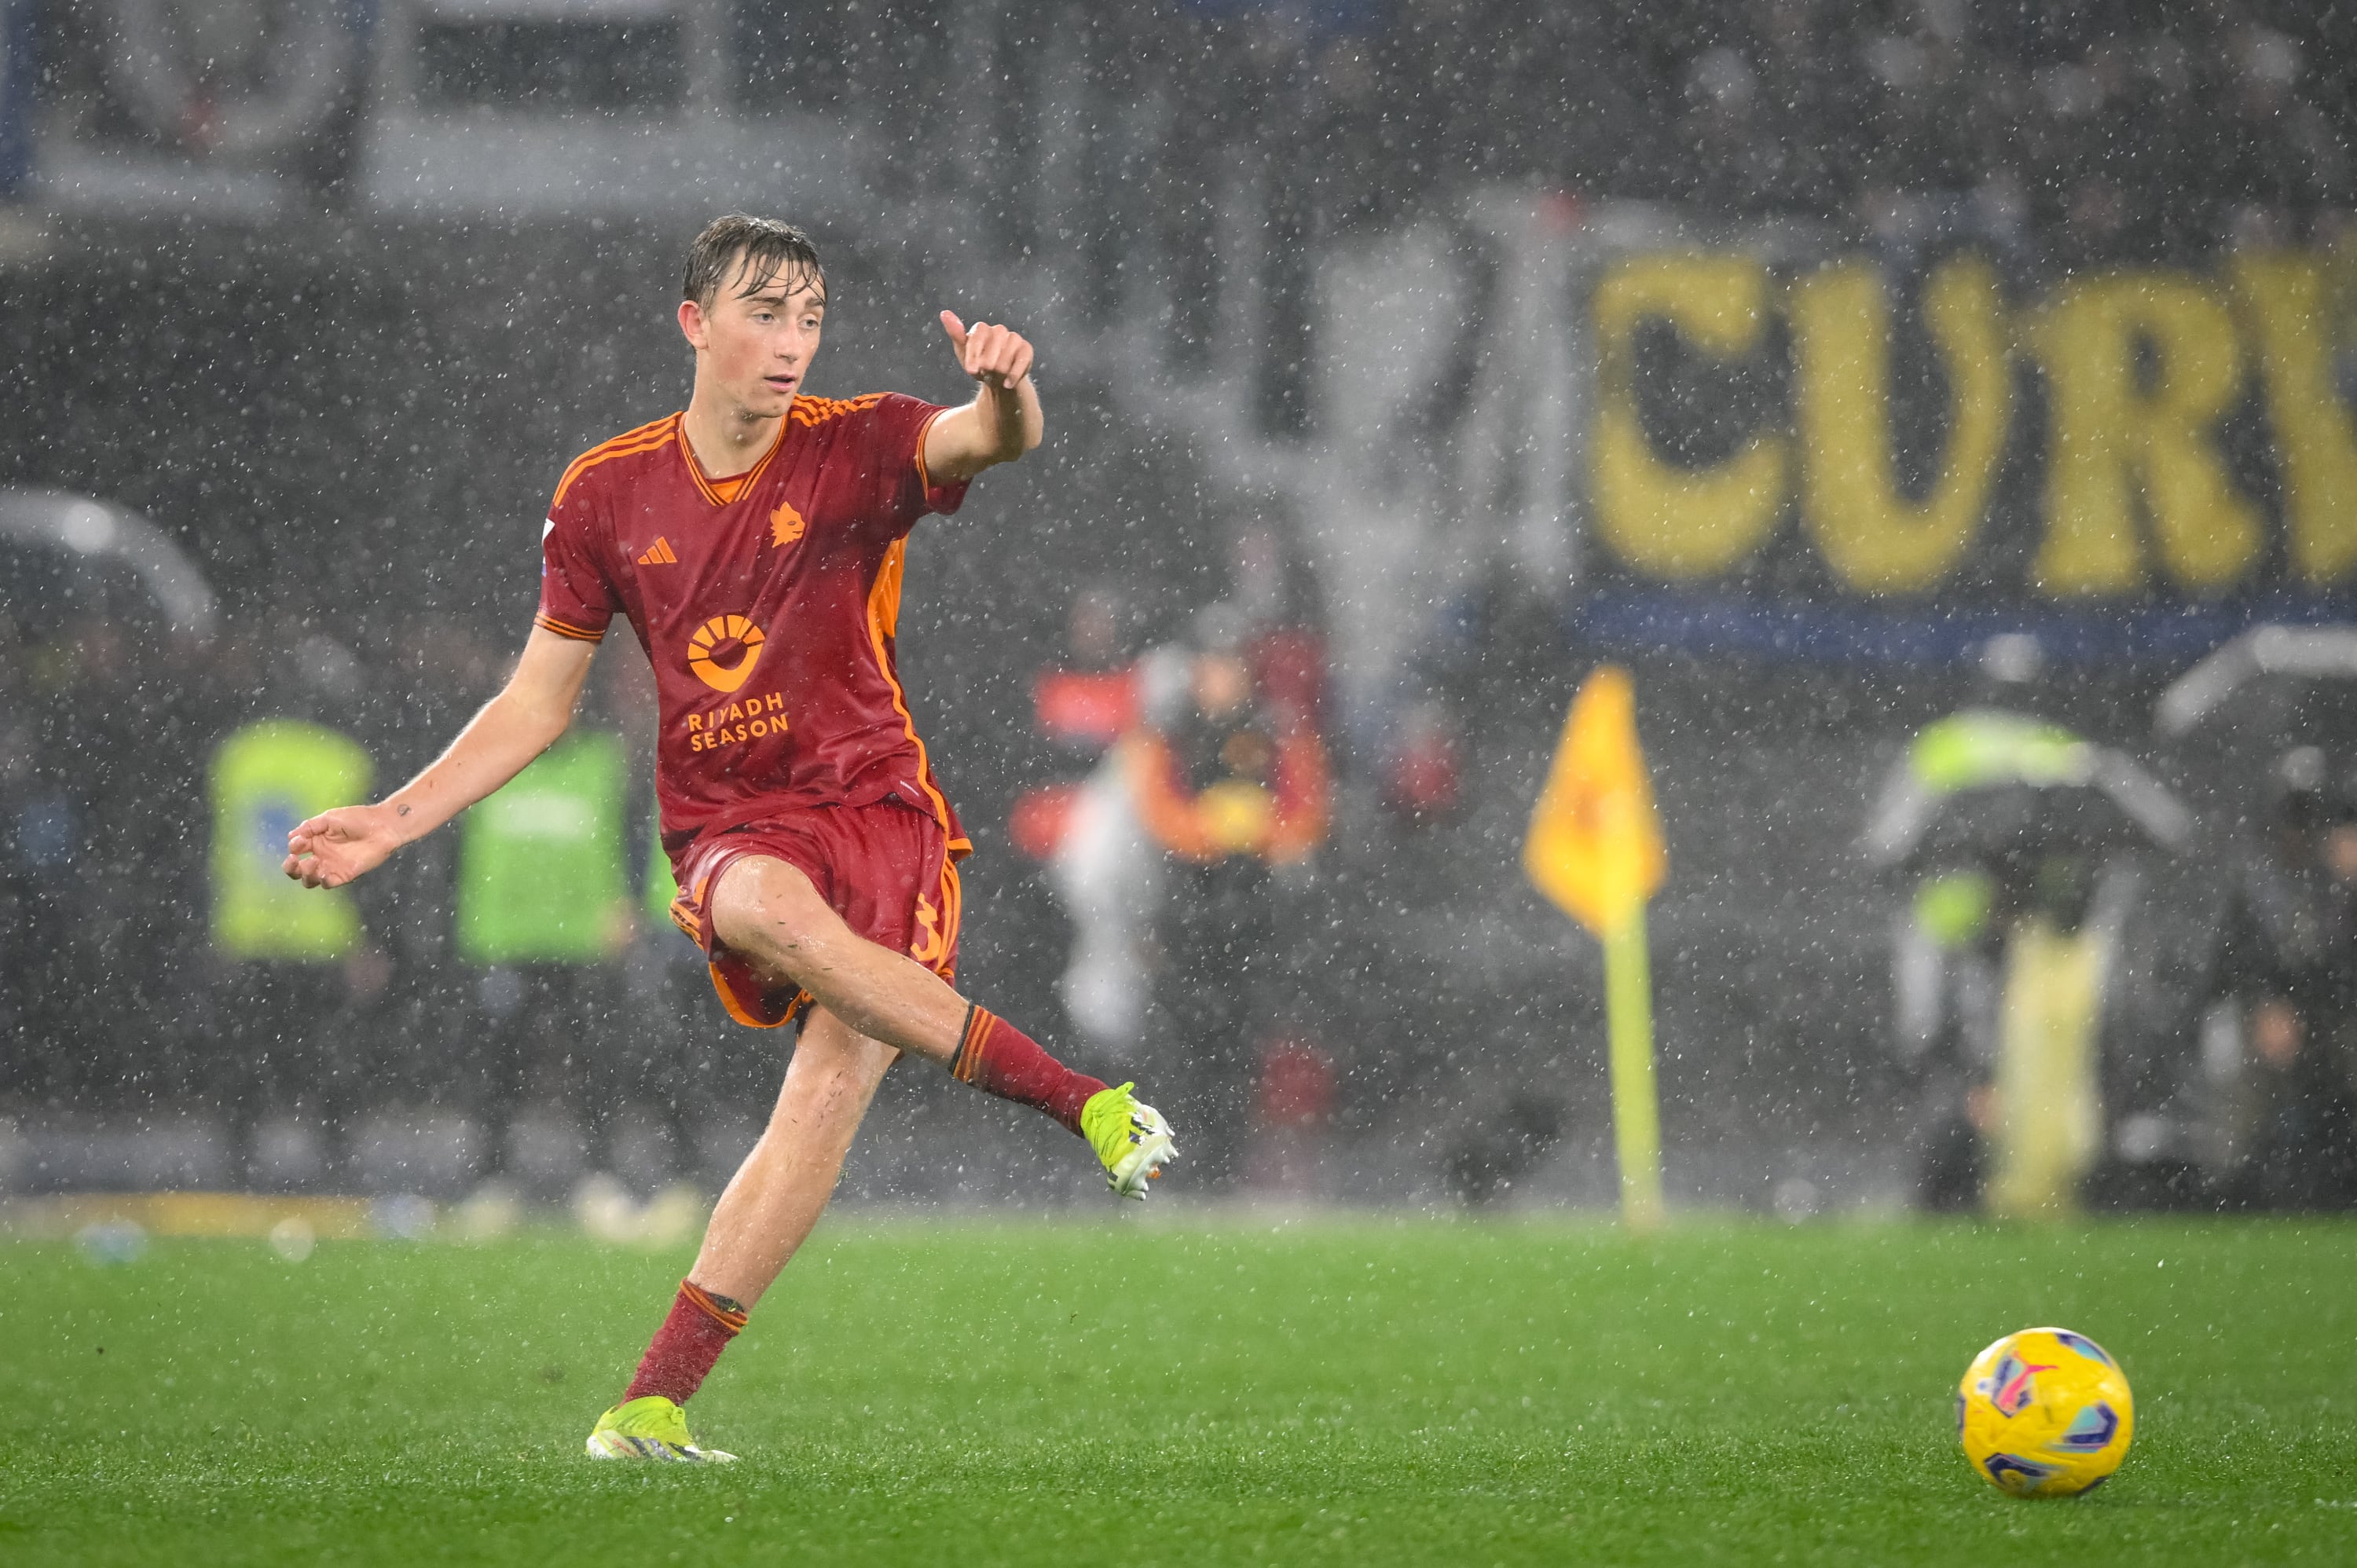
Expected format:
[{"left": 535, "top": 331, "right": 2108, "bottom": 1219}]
[
  {"left": 592, "top": 848, "right": 1176, "bottom": 1461},
  {"left": 589, "top": 1004, "right": 895, "bottom": 1460},
  {"left": 687, "top": 1006, "right": 896, "bottom": 1308},
  {"left": 707, "top": 854, "right": 1175, "bottom": 1196}
]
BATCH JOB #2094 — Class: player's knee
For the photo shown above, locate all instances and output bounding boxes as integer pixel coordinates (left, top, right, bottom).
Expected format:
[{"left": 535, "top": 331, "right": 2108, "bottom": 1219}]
[{"left": 711, "top": 856, "right": 834, "bottom": 973}]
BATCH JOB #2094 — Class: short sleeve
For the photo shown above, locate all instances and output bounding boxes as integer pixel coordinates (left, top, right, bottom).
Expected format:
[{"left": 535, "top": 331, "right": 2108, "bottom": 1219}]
[
  {"left": 534, "top": 478, "right": 620, "bottom": 643},
  {"left": 863, "top": 391, "right": 971, "bottom": 537}
]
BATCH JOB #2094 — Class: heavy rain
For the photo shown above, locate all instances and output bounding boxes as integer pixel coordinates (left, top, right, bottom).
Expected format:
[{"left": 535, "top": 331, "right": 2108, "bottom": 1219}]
[{"left": 2, "top": 2, "right": 2354, "bottom": 1562}]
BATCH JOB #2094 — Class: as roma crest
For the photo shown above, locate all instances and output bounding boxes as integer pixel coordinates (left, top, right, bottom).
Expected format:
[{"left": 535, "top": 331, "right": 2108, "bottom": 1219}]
[{"left": 770, "top": 500, "right": 807, "bottom": 548}]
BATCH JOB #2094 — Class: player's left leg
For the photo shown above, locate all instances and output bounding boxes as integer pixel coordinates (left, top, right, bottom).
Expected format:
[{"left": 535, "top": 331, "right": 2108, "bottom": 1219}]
[
  {"left": 708, "top": 853, "right": 1175, "bottom": 1197},
  {"left": 588, "top": 1005, "right": 892, "bottom": 1461}
]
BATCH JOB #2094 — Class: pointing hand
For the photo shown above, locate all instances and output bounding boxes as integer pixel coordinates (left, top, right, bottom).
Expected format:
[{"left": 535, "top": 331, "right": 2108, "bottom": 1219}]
[{"left": 939, "top": 310, "right": 1035, "bottom": 390}]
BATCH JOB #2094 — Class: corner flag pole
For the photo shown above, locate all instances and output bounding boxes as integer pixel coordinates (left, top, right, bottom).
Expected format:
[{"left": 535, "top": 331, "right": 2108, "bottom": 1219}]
[
  {"left": 1603, "top": 912, "right": 1664, "bottom": 1231},
  {"left": 1522, "top": 665, "right": 1669, "bottom": 1233}
]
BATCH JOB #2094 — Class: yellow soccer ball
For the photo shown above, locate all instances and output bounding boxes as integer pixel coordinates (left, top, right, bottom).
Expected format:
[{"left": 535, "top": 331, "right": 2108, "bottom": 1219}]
[{"left": 1957, "top": 1327, "right": 2134, "bottom": 1497}]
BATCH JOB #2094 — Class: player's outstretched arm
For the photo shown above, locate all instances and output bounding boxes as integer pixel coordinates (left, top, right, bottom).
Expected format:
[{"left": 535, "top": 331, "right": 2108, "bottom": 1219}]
[
  {"left": 282, "top": 627, "right": 596, "bottom": 889},
  {"left": 923, "top": 310, "right": 1043, "bottom": 483}
]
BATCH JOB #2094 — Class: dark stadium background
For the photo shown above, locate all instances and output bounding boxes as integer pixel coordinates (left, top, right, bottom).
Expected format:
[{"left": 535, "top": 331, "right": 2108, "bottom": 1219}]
[{"left": 1, "top": 0, "right": 2351, "bottom": 1212}]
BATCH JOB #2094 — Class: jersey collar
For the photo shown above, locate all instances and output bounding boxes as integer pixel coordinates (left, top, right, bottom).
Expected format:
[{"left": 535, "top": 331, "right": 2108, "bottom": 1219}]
[{"left": 676, "top": 407, "right": 791, "bottom": 507}]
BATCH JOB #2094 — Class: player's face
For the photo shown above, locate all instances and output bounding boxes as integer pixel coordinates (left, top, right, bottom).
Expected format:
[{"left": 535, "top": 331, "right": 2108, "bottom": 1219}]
[{"left": 684, "top": 257, "right": 827, "bottom": 417}]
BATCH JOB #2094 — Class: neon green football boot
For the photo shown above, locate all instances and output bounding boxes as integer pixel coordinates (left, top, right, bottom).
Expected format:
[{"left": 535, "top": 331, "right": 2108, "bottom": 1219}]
[
  {"left": 1081, "top": 1082, "right": 1178, "bottom": 1200},
  {"left": 585, "top": 1395, "right": 737, "bottom": 1463}
]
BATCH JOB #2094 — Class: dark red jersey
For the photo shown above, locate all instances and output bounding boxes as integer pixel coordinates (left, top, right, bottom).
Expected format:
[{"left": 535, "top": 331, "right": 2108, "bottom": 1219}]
[{"left": 535, "top": 393, "right": 970, "bottom": 859}]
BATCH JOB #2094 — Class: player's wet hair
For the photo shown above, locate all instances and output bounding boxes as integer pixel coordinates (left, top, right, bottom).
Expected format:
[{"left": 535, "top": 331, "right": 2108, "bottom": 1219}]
[{"left": 684, "top": 214, "right": 827, "bottom": 310}]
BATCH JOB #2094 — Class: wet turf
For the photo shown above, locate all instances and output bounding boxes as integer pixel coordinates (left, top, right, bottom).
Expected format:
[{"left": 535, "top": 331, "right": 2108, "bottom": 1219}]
[{"left": 4, "top": 1215, "right": 2354, "bottom": 1565}]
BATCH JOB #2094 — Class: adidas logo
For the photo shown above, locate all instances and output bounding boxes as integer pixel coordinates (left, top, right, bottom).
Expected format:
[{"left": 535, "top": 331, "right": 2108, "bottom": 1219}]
[{"left": 636, "top": 537, "right": 678, "bottom": 566}]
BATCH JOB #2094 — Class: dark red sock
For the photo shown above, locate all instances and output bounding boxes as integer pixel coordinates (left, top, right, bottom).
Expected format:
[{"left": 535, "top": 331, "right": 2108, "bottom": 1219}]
[
  {"left": 621, "top": 1280, "right": 748, "bottom": 1405},
  {"left": 948, "top": 1006, "right": 1106, "bottom": 1135}
]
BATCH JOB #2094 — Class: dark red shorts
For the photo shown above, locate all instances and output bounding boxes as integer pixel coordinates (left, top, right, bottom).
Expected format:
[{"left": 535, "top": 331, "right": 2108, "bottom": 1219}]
[{"left": 666, "top": 798, "right": 964, "bottom": 1029}]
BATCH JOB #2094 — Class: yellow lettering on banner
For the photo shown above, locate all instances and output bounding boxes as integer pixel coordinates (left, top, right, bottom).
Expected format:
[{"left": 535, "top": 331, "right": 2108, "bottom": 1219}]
[
  {"left": 1793, "top": 258, "right": 2011, "bottom": 595},
  {"left": 1590, "top": 255, "right": 1788, "bottom": 578},
  {"left": 2030, "top": 272, "right": 2260, "bottom": 595},
  {"left": 2232, "top": 252, "right": 2357, "bottom": 585}
]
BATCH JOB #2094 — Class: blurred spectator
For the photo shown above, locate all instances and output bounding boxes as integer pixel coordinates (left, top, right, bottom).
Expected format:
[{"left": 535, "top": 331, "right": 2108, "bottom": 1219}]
[
  {"left": 453, "top": 721, "right": 633, "bottom": 1199},
  {"left": 2205, "top": 749, "right": 2357, "bottom": 1210},
  {"left": 1882, "top": 639, "right": 2183, "bottom": 1214},
  {"left": 354, "top": 617, "right": 501, "bottom": 1140},
  {"left": 206, "top": 702, "right": 378, "bottom": 1179},
  {"left": 1125, "top": 602, "right": 1331, "bottom": 1187},
  {"left": 1030, "top": 583, "right": 1143, "bottom": 764},
  {"left": 603, "top": 635, "right": 717, "bottom": 1192},
  {"left": 1028, "top": 528, "right": 1328, "bottom": 1076},
  {"left": 1226, "top": 520, "right": 1326, "bottom": 728},
  {"left": 1246, "top": 1035, "right": 1337, "bottom": 1194},
  {"left": 1124, "top": 604, "right": 1330, "bottom": 874},
  {"left": 1020, "top": 585, "right": 1157, "bottom": 1057},
  {"left": 1893, "top": 843, "right": 2143, "bottom": 1213},
  {"left": 1381, "top": 567, "right": 1545, "bottom": 828},
  {"left": 1383, "top": 698, "right": 1461, "bottom": 822},
  {"left": 198, "top": 620, "right": 386, "bottom": 1185}
]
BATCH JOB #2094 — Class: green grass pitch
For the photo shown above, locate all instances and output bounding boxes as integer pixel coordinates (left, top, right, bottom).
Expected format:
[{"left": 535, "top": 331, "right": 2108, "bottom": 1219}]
[{"left": 4, "top": 1216, "right": 2354, "bottom": 1564}]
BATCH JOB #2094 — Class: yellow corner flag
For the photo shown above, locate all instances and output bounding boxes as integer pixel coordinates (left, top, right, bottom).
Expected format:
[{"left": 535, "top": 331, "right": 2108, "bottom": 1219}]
[
  {"left": 1524, "top": 666, "right": 1668, "bottom": 1229},
  {"left": 1524, "top": 667, "right": 1666, "bottom": 936}
]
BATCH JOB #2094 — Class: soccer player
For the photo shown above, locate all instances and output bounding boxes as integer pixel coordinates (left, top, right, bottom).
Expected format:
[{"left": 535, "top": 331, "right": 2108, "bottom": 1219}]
[{"left": 283, "top": 214, "right": 1176, "bottom": 1463}]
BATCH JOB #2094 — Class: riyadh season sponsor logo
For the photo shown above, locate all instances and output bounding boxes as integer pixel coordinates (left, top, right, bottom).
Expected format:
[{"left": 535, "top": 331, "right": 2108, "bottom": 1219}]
[
  {"left": 686, "top": 614, "right": 766, "bottom": 692},
  {"left": 687, "top": 690, "right": 786, "bottom": 753}
]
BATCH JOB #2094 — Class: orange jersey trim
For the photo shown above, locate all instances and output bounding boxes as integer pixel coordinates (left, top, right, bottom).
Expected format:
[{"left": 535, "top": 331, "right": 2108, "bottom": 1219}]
[
  {"left": 789, "top": 391, "right": 890, "bottom": 429},
  {"left": 552, "top": 415, "right": 678, "bottom": 507},
  {"left": 557, "top": 393, "right": 905, "bottom": 512},
  {"left": 677, "top": 411, "right": 790, "bottom": 508},
  {"left": 707, "top": 962, "right": 801, "bottom": 1029},
  {"left": 912, "top": 404, "right": 948, "bottom": 496},
  {"left": 533, "top": 613, "right": 605, "bottom": 643},
  {"left": 933, "top": 858, "right": 962, "bottom": 978},
  {"left": 863, "top": 537, "right": 958, "bottom": 842}
]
